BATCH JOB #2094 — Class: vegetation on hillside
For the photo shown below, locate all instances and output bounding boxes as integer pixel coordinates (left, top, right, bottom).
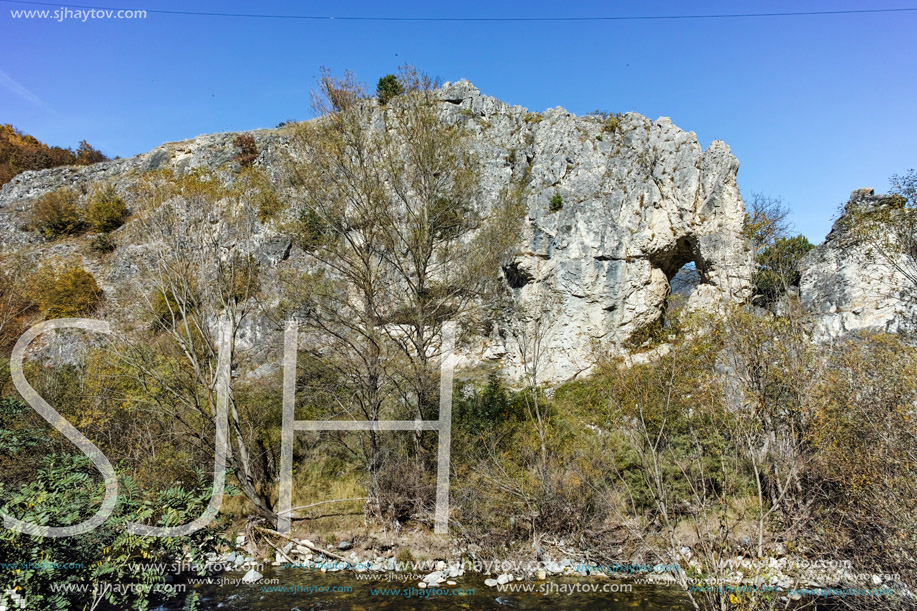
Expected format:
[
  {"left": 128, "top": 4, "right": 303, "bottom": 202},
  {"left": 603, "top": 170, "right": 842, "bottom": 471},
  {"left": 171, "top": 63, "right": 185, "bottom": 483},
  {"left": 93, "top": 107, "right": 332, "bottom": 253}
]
[
  {"left": 744, "top": 192, "right": 815, "bottom": 307},
  {"left": 0, "top": 124, "right": 106, "bottom": 187},
  {"left": 283, "top": 64, "right": 523, "bottom": 520},
  {"left": 0, "top": 74, "right": 915, "bottom": 611}
]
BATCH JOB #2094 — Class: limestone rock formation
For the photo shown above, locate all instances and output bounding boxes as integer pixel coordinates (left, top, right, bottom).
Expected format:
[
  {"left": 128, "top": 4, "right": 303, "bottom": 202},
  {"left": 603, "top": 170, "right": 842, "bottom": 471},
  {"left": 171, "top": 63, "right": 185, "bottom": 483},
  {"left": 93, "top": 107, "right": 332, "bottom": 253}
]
[
  {"left": 434, "top": 82, "right": 752, "bottom": 379},
  {"left": 0, "top": 81, "right": 754, "bottom": 380},
  {"left": 799, "top": 188, "right": 916, "bottom": 341}
]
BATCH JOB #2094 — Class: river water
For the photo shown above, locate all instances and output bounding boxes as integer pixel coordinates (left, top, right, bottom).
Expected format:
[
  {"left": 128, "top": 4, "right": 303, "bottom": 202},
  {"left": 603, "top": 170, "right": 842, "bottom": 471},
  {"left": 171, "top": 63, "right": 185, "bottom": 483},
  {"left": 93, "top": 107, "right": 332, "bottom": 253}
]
[{"left": 160, "top": 569, "right": 693, "bottom": 610}]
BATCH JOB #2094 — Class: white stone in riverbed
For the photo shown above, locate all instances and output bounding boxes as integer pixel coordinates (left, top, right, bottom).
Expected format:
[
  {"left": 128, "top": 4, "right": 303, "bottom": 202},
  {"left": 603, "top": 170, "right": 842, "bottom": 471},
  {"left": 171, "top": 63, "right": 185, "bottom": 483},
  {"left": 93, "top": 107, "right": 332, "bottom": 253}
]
[
  {"left": 241, "top": 569, "right": 262, "bottom": 583},
  {"left": 544, "top": 561, "right": 562, "bottom": 574},
  {"left": 485, "top": 578, "right": 499, "bottom": 587}
]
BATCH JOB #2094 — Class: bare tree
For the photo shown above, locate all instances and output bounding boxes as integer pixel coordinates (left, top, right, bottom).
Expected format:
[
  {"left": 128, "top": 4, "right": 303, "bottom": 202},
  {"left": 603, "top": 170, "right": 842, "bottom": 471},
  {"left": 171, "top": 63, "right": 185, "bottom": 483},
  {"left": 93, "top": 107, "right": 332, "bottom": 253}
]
[
  {"left": 284, "top": 69, "right": 397, "bottom": 516},
  {"left": 284, "top": 66, "right": 522, "bottom": 520},
  {"left": 743, "top": 193, "right": 791, "bottom": 258},
  {"left": 509, "top": 276, "right": 560, "bottom": 495},
  {"left": 114, "top": 169, "right": 276, "bottom": 521},
  {"left": 374, "top": 66, "right": 522, "bottom": 465}
]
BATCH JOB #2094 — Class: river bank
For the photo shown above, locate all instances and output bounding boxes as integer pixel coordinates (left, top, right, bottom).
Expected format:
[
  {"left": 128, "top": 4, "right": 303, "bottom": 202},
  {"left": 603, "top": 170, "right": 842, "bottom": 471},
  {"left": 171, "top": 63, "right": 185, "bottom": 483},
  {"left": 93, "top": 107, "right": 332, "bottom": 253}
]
[
  {"left": 145, "top": 527, "right": 910, "bottom": 611},
  {"left": 158, "top": 566, "right": 692, "bottom": 610}
]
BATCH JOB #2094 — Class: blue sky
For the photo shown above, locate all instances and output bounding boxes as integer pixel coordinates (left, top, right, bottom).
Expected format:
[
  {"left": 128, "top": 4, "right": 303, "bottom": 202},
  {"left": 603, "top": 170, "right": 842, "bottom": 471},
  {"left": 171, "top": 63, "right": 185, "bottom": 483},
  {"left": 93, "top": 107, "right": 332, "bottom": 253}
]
[{"left": 1, "top": 0, "right": 915, "bottom": 242}]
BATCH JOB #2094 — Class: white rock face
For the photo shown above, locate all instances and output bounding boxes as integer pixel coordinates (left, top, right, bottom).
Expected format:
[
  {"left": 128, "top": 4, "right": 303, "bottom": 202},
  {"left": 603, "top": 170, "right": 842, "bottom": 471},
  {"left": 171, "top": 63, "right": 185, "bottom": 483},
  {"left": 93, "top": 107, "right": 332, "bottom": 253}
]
[
  {"left": 435, "top": 81, "right": 752, "bottom": 380},
  {"left": 799, "top": 189, "right": 916, "bottom": 341},
  {"left": 0, "top": 81, "right": 753, "bottom": 381}
]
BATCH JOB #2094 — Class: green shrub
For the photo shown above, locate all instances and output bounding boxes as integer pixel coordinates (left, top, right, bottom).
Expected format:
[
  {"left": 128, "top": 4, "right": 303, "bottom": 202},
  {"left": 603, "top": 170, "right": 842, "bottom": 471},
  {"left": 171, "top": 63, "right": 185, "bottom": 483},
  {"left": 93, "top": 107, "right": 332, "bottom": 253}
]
[
  {"left": 455, "top": 373, "right": 512, "bottom": 434},
  {"left": 30, "top": 188, "right": 83, "bottom": 238},
  {"left": 376, "top": 74, "right": 404, "bottom": 106},
  {"left": 236, "top": 166, "right": 283, "bottom": 221},
  {"left": 395, "top": 548, "right": 414, "bottom": 565},
  {"left": 89, "top": 232, "right": 117, "bottom": 254},
  {"left": 86, "top": 184, "right": 127, "bottom": 232},
  {"left": 549, "top": 192, "right": 563, "bottom": 212},
  {"left": 293, "top": 208, "right": 329, "bottom": 251},
  {"left": 33, "top": 264, "right": 103, "bottom": 318},
  {"left": 150, "top": 286, "right": 196, "bottom": 328},
  {"left": 0, "top": 453, "right": 229, "bottom": 611},
  {"left": 752, "top": 234, "right": 814, "bottom": 306},
  {"left": 255, "top": 186, "right": 283, "bottom": 221},
  {"left": 601, "top": 113, "right": 624, "bottom": 134}
]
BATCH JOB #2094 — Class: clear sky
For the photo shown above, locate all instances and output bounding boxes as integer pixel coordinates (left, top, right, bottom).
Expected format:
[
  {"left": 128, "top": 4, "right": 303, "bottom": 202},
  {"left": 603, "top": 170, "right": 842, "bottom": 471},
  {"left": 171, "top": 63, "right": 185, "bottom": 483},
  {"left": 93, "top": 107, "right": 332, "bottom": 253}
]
[{"left": 1, "top": 0, "right": 915, "bottom": 242}]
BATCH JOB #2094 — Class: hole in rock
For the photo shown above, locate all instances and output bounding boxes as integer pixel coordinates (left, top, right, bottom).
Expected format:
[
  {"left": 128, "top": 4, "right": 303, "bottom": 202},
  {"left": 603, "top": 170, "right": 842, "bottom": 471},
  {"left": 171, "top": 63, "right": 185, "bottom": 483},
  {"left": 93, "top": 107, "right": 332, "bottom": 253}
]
[
  {"left": 646, "top": 237, "right": 710, "bottom": 334},
  {"left": 503, "top": 262, "right": 533, "bottom": 289}
]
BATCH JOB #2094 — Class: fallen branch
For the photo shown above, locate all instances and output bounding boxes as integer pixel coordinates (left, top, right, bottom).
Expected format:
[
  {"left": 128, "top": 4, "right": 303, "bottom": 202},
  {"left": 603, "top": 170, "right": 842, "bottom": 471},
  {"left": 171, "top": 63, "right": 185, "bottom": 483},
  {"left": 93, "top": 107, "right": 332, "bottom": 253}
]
[
  {"left": 296, "top": 511, "right": 363, "bottom": 521},
  {"left": 278, "top": 497, "right": 369, "bottom": 520},
  {"left": 252, "top": 525, "right": 348, "bottom": 562},
  {"left": 257, "top": 531, "right": 296, "bottom": 565}
]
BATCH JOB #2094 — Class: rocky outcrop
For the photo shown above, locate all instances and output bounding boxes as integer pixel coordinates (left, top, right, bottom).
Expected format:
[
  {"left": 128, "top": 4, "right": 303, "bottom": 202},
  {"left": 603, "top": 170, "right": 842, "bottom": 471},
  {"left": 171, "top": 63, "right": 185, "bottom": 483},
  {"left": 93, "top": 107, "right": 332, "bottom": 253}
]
[
  {"left": 799, "top": 188, "right": 916, "bottom": 341},
  {"left": 0, "top": 81, "right": 754, "bottom": 381},
  {"left": 434, "top": 82, "right": 752, "bottom": 379}
]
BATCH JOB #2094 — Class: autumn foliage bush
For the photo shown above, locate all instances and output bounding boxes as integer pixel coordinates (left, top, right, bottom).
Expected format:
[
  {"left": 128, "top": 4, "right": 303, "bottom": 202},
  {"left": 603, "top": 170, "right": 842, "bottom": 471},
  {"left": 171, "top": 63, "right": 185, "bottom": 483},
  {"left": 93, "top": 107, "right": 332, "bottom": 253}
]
[
  {"left": 86, "top": 184, "right": 127, "bottom": 232},
  {"left": 233, "top": 134, "right": 258, "bottom": 167},
  {"left": 29, "top": 188, "right": 84, "bottom": 238},
  {"left": 0, "top": 124, "right": 106, "bottom": 187},
  {"left": 32, "top": 263, "right": 103, "bottom": 318}
]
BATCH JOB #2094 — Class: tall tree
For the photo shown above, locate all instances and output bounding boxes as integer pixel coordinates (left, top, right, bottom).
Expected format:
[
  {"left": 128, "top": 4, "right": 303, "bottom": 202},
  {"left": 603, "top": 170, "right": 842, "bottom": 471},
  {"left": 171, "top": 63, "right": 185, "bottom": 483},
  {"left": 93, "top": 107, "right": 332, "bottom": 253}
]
[
  {"left": 285, "top": 66, "right": 522, "bottom": 520},
  {"left": 115, "top": 169, "right": 276, "bottom": 521}
]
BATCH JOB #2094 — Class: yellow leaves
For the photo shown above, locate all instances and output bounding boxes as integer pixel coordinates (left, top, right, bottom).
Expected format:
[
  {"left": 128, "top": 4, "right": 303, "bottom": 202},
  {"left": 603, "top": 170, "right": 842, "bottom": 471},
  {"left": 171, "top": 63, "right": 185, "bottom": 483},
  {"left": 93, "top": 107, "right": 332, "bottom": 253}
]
[
  {"left": 133, "top": 167, "right": 231, "bottom": 214},
  {"left": 234, "top": 166, "right": 283, "bottom": 221},
  {"left": 31, "top": 261, "right": 103, "bottom": 318},
  {"left": 86, "top": 184, "right": 128, "bottom": 232},
  {"left": 30, "top": 188, "right": 83, "bottom": 239}
]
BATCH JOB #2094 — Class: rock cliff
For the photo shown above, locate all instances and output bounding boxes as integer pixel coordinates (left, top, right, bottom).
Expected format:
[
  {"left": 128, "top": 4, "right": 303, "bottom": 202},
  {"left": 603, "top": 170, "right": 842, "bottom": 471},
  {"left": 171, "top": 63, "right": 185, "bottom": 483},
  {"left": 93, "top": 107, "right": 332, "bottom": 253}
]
[
  {"left": 0, "top": 81, "right": 754, "bottom": 380},
  {"left": 799, "top": 188, "right": 916, "bottom": 341}
]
